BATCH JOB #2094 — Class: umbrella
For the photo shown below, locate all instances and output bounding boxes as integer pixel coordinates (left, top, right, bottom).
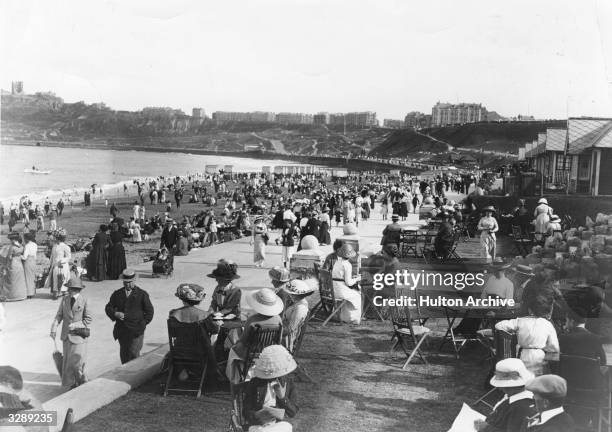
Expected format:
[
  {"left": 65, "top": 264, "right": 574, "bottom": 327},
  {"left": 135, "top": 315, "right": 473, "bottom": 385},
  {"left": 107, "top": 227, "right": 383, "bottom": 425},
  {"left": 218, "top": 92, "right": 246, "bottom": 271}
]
[{"left": 52, "top": 338, "right": 63, "bottom": 377}]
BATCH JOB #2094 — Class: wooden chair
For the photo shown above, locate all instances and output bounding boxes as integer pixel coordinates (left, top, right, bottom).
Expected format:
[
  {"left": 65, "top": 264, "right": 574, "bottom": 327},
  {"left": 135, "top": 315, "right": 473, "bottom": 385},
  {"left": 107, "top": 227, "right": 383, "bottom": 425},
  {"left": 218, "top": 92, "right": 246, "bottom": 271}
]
[
  {"left": 389, "top": 287, "right": 430, "bottom": 369},
  {"left": 310, "top": 267, "right": 348, "bottom": 326},
  {"left": 229, "top": 381, "right": 249, "bottom": 432},
  {"left": 163, "top": 318, "right": 209, "bottom": 398},
  {"left": 511, "top": 225, "right": 532, "bottom": 257},
  {"left": 473, "top": 329, "right": 518, "bottom": 410},
  {"left": 420, "top": 231, "right": 437, "bottom": 262},
  {"left": 284, "top": 314, "right": 314, "bottom": 383},
  {"left": 240, "top": 324, "right": 283, "bottom": 381},
  {"left": 399, "top": 230, "right": 418, "bottom": 258},
  {"left": 559, "top": 354, "right": 612, "bottom": 432}
]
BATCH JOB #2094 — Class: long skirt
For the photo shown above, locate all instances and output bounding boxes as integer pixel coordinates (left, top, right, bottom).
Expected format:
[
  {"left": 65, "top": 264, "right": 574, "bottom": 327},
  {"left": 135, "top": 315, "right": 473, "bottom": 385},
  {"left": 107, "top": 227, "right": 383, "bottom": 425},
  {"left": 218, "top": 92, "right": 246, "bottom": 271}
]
[
  {"left": 62, "top": 340, "right": 87, "bottom": 387},
  {"left": 226, "top": 347, "right": 247, "bottom": 384},
  {"left": 3, "top": 258, "right": 27, "bottom": 301},
  {"left": 333, "top": 283, "right": 362, "bottom": 324},
  {"left": 318, "top": 222, "right": 331, "bottom": 245},
  {"left": 107, "top": 243, "right": 127, "bottom": 279},
  {"left": 253, "top": 235, "right": 266, "bottom": 263},
  {"left": 518, "top": 347, "right": 548, "bottom": 377},
  {"left": 45, "top": 262, "right": 70, "bottom": 295},
  {"left": 23, "top": 255, "right": 37, "bottom": 297},
  {"left": 480, "top": 232, "right": 496, "bottom": 263}
]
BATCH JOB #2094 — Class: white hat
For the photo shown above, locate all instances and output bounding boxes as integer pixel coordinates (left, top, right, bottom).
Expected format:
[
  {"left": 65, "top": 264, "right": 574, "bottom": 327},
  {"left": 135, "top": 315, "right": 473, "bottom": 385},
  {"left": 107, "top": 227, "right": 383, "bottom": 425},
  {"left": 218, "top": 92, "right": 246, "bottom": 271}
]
[
  {"left": 252, "top": 345, "right": 297, "bottom": 379},
  {"left": 538, "top": 198, "right": 548, "bottom": 205},
  {"left": 490, "top": 358, "right": 534, "bottom": 388},
  {"left": 282, "top": 279, "right": 316, "bottom": 297},
  {"left": 246, "top": 288, "right": 284, "bottom": 316}
]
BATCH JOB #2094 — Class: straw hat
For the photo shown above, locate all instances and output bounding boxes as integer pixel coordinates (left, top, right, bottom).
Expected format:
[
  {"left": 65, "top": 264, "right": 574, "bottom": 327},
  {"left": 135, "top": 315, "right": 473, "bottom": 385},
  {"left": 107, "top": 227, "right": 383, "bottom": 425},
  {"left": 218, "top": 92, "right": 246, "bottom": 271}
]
[
  {"left": 65, "top": 277, "right": 86, "bottom": 290},
  {"left": 300, "top": 235, "right": 319, "bottom": 250},
  {"left": 246, "top": 288, "right": 284, "bottom": 316},
  {"left": 538, "top": 198, "right": 548, "bottom": 205},
  {"left": 343, "top": 223, "right": 358, "bottom": 235},
  {"left": 391, "top": 213, "right": 400, "bottom": 221},
  {"left": 514, "top": 264, "right": 535, "bottom": 276},
  {"left": 490, "top": 260, "right": 511, "bottom": 271},
  {"left": 251, "top": 345, "right": 297, "bottom": 379},
  {"left": 282, "top": 279, "right": 315, "bottom": 297},
  {"left": 490, "top": 358, "right": 534, "bottom": 388},
  {"left": 337, "top": 243, "right": 357, "bottom": 259},
  {"left": 550, "top": 215, "right": 561, "bottom": 222},
  {"left": 268, "top": 266, "right": 291, "bottom": 283},
  {"left": 175, "top": 283, "right": 206, "bottom": 302},
  {"left": 122, "top": 269, "right": 136, "bottom": 280},
  {"left": 482, "top": 206, "right": 496, "bottom": 213}
]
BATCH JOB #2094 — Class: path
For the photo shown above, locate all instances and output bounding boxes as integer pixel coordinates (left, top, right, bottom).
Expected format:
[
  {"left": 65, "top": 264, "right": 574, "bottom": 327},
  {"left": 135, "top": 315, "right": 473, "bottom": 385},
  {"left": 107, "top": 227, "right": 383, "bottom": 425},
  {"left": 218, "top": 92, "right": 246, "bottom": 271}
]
[
  {"left": 251, "top": 132, "right": 287, "bottom": 154},
  {"left": 415, "top": 130, "right": 454, "bottom": 151}
]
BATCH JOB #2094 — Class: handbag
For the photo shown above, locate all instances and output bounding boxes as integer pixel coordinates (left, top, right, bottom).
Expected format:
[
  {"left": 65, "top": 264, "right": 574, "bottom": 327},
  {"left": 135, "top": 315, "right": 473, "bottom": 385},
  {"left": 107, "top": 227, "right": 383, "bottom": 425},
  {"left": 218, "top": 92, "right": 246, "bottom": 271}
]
[{"left": 70, "top": 327, "right": 91, "bottom": 338}]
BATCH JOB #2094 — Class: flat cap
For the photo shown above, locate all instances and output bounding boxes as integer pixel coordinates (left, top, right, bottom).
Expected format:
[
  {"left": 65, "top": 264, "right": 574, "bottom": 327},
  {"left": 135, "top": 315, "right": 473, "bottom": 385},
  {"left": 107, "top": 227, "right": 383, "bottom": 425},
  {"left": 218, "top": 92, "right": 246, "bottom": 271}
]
[
  {"left": 122, "top": 268, "right": 136, "bottom": 280},
  {"left": 525, "top": 374, "right": 567, "bottom": 398}
]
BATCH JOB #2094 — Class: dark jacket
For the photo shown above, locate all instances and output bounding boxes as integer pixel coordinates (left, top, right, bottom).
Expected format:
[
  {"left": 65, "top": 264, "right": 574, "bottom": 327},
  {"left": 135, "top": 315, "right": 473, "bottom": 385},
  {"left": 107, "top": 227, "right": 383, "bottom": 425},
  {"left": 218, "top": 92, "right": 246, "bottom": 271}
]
[
  {"left": 209, "top": 284, "right": 241, "bottom": 316},
  {"left": 435, "top": 221, "right": 455, "bottom": 256},
  {"left": 105, "top": 286, "right": 154, "bottom": 339},
  {"left": 381, "top": 222, "right": 402, "bottom": 246},
  {"left": 281, "top": 226, "right": 297, "bottom": 247},
  {"left": 244, "top": 377, "right": 298, "bottom": 427},
  {"left": 160, "top": 226, "right": 179, "bottom": 250},
  {"left": 519, "top": 411, "right": 575, "bottom": 432},
  {"left": 559, "top": 327, "right": 606, "bottom": 365},
  {"left": 483, "top": 395, "right": 536, "bottom": 432}
]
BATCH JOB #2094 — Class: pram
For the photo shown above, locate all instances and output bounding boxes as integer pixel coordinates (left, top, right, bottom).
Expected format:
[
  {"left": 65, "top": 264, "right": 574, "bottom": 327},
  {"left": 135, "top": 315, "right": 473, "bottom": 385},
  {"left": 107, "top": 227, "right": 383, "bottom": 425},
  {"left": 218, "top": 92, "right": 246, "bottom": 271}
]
[{"left": 152, "top": 247, "right": 174, "bottom": 278}]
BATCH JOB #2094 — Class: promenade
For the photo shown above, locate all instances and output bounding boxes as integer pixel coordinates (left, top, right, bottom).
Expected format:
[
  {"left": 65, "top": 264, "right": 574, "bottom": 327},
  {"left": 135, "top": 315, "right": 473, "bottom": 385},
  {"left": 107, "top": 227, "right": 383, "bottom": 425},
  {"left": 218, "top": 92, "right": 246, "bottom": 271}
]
[{"left": 2, "top": 200, "right": 427, "bottom": 404}]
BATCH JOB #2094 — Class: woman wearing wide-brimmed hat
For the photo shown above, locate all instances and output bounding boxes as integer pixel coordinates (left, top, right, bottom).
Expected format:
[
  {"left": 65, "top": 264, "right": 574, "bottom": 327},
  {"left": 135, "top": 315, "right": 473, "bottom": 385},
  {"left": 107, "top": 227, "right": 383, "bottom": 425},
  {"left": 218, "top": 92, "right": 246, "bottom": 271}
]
[
  {"left": 243, "top": 345, "right": 298, "bottom": 432},
  {"left": 250, "top": 216, "right": 268, "bottom": 267},
  {"left": 477, "top": 206, "right": 499, "bottom": 263},
  {"left": 1, "top": 232, "right": 27, "bottom": 301},
  {"left": 225, "top": 288, "right": 283, "bottom": 383},
  {"left": 50, "top": 276, "right": 92, "bottom": 388},
  {"left": 281, "top": 280, "right": 315, "bottom": 351},
  {"left": 331, "top": 244, "right": 362, "bottom": 324},
  {"left": 533, "top": 197, "right": 553, "bottom": 242},
  {"left": 208, "top": 259, "right": 241, "bottom": 318},
  {"left": 45, "top": 229, "right": 72, "bottom": 299}
]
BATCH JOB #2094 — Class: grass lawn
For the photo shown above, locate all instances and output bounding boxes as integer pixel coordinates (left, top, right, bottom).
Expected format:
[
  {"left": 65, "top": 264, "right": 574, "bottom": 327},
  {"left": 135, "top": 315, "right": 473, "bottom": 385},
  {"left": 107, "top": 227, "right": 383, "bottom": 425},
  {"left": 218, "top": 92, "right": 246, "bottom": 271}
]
[{"left": 76, "top": 319, "right": 492, "bottom": 432}]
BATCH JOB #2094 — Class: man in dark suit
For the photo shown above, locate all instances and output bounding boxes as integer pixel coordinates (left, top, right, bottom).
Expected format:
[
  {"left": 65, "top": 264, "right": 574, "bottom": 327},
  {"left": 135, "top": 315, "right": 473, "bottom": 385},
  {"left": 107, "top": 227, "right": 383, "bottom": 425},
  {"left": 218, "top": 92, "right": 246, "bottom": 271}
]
[
  {"left": 160, "top": 218, "right": 179, "bottom": 252},
  {"left": 105, "top": 269, "right": 154, "bottom": 364},
  {"left": 380, "top": 213, "right": 402, "bottom": 247},
  {"left": 520, "top": 375, "right": 575, "bottom": 431},
  {"left": 559, "top": 308, "right": 606, "bottom": 364}
]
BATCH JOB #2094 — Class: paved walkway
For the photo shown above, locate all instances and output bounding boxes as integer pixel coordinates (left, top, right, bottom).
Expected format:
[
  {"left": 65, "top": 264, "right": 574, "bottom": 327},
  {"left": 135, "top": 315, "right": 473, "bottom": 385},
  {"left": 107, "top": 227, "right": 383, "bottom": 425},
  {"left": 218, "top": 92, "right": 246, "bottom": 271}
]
[{"left": 2, "top": 199, "right": 432, "bottom": 403}]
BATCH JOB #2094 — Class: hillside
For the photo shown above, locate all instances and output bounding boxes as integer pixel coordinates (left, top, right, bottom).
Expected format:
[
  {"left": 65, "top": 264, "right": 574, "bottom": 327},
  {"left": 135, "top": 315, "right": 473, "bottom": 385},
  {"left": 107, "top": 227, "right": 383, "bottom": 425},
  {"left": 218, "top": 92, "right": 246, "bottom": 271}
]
[{"left": 370, "top": 120, "right": 567, "bottom": 159}]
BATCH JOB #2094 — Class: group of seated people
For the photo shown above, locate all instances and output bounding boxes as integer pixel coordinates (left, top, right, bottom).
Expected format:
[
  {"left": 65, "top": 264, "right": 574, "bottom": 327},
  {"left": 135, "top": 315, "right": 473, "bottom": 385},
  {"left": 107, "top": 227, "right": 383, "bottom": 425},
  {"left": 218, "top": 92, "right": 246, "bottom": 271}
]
[{"left": 166, "top": 259, "right": 316, "bottom": 431}]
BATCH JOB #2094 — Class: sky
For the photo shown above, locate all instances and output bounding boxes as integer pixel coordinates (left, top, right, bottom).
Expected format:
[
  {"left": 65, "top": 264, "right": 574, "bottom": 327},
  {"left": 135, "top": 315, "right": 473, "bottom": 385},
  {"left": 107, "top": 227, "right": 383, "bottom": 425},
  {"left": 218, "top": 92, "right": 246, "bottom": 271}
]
[{"left": 1, "top": 0, "right": 611, "bottom": 121}]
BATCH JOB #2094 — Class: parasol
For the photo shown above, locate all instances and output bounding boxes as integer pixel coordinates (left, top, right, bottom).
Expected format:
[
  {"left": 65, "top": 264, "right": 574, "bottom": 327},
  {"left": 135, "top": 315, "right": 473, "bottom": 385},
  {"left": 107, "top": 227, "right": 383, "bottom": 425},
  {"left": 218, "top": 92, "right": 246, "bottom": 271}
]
[{"left": 52, "top": 337, "right": 63, "bottom": 377}]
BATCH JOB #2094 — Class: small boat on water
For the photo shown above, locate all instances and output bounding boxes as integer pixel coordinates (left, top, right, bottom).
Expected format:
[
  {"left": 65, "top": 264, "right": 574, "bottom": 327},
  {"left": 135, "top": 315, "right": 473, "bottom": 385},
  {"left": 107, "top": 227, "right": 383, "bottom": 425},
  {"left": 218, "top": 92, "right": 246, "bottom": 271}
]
[{"left": 24, "top": 167, "right": 52, "bottom": 174}]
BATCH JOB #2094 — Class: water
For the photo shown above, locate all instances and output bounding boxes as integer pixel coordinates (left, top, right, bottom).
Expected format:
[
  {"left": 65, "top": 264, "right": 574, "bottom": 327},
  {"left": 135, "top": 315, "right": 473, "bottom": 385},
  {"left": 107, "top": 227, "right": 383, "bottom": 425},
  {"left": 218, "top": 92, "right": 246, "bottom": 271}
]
[{"left": 0, "top": 144, "right": 300, "bottom": 205}]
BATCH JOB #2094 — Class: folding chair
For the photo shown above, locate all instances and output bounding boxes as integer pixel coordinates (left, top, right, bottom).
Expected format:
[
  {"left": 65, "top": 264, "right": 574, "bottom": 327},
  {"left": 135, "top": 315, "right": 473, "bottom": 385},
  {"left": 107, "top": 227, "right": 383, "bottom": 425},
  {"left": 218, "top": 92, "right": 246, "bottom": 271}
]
[
  {"left": 163, "top": 318, "right": 210, "bottom": 398},
  {"left": 389, "top": 287, "right": 430, "bottom": 369},
  {"left": 310, "top": 267, "right": 348, "bottom": 326},
  {"left": 229, "top": 381, "right": 249, "bottom": 432},
  {"left": 399, "top": 230, "right": 418, "bottom": 258},
  {"left": 511, "top": 225, "right": 532, "bottom": 258},
  {"left": 240, "top": 324, "right": 283, "bottom": 381},
  {"left": 456, "top": 221, "right": 471, "bottom": 241},
  {"left": 560, "top": 354, "right": 612, "bottom": 432},
  {"left": 284, "top": 314, "right": 314, "bottom": 383},
  {"left": 360, "top": 281, "right": 386, "bottom": 322},
  {"left": 420, "top": 231, "right": 437, "bottom": 263},
  {"left": 473, "top": 329, "right": 518, "bottom": 410}
]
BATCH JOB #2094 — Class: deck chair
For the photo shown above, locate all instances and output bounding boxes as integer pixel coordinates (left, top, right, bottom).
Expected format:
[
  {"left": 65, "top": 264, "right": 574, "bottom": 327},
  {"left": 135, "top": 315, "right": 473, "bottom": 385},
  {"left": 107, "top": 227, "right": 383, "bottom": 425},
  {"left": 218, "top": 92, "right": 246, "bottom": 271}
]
[
  {"left": 511, "top": 225, "right": 532, "bottom": 257},
  {"left": 229, "top": 381, "right": 249, "bottom": 432},
  {"left": 163, "top": 318, "right": 209, "bottom": 398},
  {"left": 310, "top": 267, "right": 348, "bottom": 326},
  {"left": 284, "top": 314, "right": 314, "bottom": 383},
  {"left": 559, "top": 354, "right": 612, "bottom": 432},
  {"left": 240, "top": 324, "right": 283, "bottom": 381},
  {"left": 389, "top": 287, "right": 430, "bottom": 369},
  {"left": 473, "top": 329, "right": 518, "bottom": 410}
]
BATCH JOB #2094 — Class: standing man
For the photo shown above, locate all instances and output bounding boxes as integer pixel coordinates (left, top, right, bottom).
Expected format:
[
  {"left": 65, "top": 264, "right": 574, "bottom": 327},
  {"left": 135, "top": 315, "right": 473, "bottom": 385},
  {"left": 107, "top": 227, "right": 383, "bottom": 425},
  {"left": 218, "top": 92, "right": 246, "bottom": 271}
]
[
  {"left": 50, "top": 277, "right": 92, "bottom": 388},
  {"left": 160, "top": 218, "right": 179, "bottom": 253},
  {"left": 380, "top": 213, "right": 402, "bottom": 247},
  {"left": 105, "top": 269, "right": 154, "bottom": 364}
]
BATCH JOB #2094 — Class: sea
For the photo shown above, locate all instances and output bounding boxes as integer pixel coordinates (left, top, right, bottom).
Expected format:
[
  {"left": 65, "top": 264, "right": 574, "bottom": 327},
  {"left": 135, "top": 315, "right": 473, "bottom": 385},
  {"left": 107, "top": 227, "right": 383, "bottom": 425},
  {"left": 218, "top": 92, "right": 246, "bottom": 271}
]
[{"left": 0, "top": 144, "right": 301, "bottom": 206}]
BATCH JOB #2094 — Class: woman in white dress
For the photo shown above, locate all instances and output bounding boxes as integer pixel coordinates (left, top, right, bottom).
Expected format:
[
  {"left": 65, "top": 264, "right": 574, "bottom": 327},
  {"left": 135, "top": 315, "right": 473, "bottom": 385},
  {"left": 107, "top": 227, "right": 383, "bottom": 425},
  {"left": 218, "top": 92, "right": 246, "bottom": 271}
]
[
  {"left": 251, "top": 216, "right": 268, "bottom": 267},
  {"left": 129, "top": 217, "right": 142, "bottom": 243},
  {"left": 45, "top": 230, "right": 71, "bottom": 299},
  {"left": 477, "top": 206, "right": 499, "bottom": 263},
  {"left": 331, "top": 244, "right": 362, "bottom": 324},
  {"left": 533, "top": 197, "right": 553, "bottom": 242},
  {"left": 21, "top": 231, "right": 38, "bottom": 299}
]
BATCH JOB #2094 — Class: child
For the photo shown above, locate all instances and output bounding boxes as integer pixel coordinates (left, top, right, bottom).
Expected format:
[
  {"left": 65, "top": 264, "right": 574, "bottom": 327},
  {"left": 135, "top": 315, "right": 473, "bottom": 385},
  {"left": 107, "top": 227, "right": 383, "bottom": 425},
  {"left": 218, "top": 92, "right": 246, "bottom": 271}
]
[{"left": 208, "top": 217, "right": 218, "bottom": 245}]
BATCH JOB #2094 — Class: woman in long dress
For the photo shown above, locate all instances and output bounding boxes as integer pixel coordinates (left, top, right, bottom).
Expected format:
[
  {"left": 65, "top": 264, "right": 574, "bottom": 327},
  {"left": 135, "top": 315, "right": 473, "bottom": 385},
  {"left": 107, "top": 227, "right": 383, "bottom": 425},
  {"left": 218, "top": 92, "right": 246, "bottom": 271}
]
[
  {"left": 107, "top": 228, "right": 127, "bottom": 279},
  {"left": 318, "top": 208, "right": 331, "bottom": 245},
  {"left": 87, "top": 224, "right": 109, "bottom": 281},
  {"left": 45, "top": 231, "right": 71, "bottom": 299},
  {"left": 533, "top": 197, "right": 553, "bottom": 242},
  {"left": 251, "top": 217, "right": 267, "bottom": 267},
  {"left": 331, "top": 244, "right": 362, "bottom": 324},
  {"left": 477, "top": 206, "right": 499, "bottom": 263},
  {"left": 21, "top": 231, "right": 38, "bottom": 298},
  {"left": 1, "top": 232, "right": 27, "bottom": 301}
]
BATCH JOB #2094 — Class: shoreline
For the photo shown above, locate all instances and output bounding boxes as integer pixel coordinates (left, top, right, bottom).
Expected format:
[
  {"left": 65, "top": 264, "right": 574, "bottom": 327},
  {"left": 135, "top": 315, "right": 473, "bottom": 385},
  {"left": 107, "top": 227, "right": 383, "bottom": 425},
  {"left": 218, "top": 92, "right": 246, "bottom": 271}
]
[{"left": 1, "top": 139, "right": 419, "bottom": 173}]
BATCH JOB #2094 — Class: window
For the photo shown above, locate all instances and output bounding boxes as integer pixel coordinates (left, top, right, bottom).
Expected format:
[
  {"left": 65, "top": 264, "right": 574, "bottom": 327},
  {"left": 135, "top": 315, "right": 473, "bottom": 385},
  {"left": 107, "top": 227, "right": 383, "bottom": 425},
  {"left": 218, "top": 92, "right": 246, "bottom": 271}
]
[{"left": 556, "top": 155, "right": 572, "bottom": 171}]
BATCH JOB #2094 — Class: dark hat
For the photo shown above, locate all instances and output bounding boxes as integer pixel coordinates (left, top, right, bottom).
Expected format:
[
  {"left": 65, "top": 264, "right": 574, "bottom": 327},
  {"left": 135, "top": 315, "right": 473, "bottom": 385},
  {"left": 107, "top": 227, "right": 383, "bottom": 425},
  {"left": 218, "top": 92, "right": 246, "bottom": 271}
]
[
  {"left": 482, "top": 206, "right": 496, "bottom": 213},
  {"left": 490, "top": 260, "right": 511, "bottom": 271},
  {"left": 65, "top": 277, "right": 85, "bottom": 290},
  {"left": 122, "top": 269, "right": 136, "bottom": 280},
  {"left": 7, "top": 232, "right": 21, "bottom": 240},
  {"left": 525, "top": 375, "right": 567, "bottom": 398},
  {"left": 207, "top": 259, "right": 240, "bottom": 280}
]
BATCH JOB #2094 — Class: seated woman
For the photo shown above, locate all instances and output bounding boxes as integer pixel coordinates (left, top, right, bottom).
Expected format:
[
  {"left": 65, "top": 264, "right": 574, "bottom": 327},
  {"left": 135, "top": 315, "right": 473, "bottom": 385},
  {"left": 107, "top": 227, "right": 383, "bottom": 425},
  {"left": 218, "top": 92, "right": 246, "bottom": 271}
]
[
  {"left": 331, "top": 244, "right": 362, "bottom": 325},
  {"left": 281, "top": 280, "right": 315, "bottom": 352},
  {"left": 208, "top": 260, "right": 241, "bottom": 317},
  {"left": 243, "top": 345, "right": 299, "bottom": 432},
  {"left": 226, "top": 288, "right": 283, "bottom": 384},
  {"left": 434, "top": 212, "right": 455, "bottom": 258},
  {"left": 496, "top": 289, "right": 559, "bottom": 376}
]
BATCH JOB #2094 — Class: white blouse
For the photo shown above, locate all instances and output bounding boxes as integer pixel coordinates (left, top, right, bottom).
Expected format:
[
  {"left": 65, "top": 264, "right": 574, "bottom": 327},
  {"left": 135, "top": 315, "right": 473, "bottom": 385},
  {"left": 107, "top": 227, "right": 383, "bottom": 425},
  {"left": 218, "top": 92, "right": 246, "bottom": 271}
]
[
  {"left": 22, "top": 241, "right": 38, "bottom": 259},
  {"left": 495, "top": 317, "right": 559, "bottom": 352}
]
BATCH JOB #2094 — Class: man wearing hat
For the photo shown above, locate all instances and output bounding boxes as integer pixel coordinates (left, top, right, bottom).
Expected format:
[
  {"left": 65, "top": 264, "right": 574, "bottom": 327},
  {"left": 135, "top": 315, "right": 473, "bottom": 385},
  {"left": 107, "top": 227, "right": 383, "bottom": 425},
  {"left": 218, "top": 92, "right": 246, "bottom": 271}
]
[
  {"left": 50, "top": 277, "right": 92, "bottom": 388},
  {"left": 380, "top": 214, "right": 402, "bottom": 247},
  {"left": 520, "top": 375, "right": 575, "bottom": 431},
  {"left": 474, "top": 358, "right": 536, "bottom": 432},
  {"left": 160, "top": 218, "right": 179, "bottom": 253},
  {"left": 104, "top": 269, "right": 154, "bottom": 364}
]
